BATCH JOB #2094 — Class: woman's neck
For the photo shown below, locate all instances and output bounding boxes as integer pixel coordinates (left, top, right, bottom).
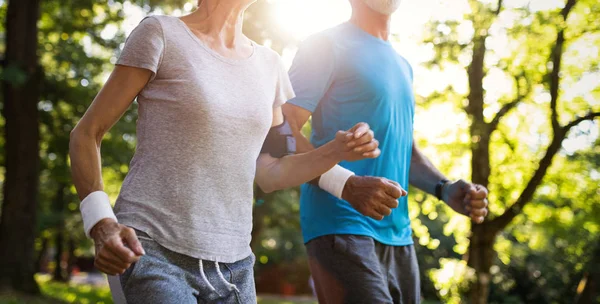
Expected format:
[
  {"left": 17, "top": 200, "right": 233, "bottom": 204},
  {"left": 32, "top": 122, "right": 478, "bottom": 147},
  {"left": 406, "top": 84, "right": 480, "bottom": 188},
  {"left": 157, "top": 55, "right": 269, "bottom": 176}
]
[{"left": 182, "top": 0, "right": 252, "bottom": 55}]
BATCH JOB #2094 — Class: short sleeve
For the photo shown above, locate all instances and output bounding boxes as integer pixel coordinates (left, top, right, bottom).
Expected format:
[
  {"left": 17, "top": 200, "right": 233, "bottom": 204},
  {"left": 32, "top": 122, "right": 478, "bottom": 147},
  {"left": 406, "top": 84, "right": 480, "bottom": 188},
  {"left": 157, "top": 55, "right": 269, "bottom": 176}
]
[
  {"left": 287, "top": 34, "right": 336, "bottom": 113},
  {"left": 273, "top": 56, "right": 296, "bottom": 108},
  {"left": 404, "top": 57, "right": 414, "bottom": 83},
  {"left": 117, "top": 16, "right": 165, "bottom": 80}
]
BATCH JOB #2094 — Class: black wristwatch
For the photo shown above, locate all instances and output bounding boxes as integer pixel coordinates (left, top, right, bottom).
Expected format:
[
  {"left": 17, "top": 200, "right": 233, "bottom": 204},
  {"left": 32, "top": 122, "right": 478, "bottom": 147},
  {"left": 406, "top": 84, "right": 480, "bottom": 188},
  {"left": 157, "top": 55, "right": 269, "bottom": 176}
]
[{"left": 435, "top": 179, "right": 450, "bottom": 201}]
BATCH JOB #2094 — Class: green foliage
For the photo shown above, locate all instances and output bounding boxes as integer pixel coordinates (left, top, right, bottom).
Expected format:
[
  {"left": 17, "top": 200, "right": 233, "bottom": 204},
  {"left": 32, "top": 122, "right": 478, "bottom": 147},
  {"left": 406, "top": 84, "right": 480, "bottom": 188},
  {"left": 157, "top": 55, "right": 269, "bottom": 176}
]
[
  {"left": 37, "top": 275, "right": 111, "bottom": 304},
  {"left": 429, "top": 258, "right": 475, "bottom": 304},
  {"left": 494, "top": 144, "right": 600, "bottom": 303},
  {"left": 1, "top": 0, "right": 598, "bottom": 301},
  {"left": 33, "top": 0, "right": 140, "bottom": 264},
  {"left": 253, "top": 188, "right": 303, "bottom": 266},
  {"left": 418, "top": 0, "right": 600, "bottom": 302}
]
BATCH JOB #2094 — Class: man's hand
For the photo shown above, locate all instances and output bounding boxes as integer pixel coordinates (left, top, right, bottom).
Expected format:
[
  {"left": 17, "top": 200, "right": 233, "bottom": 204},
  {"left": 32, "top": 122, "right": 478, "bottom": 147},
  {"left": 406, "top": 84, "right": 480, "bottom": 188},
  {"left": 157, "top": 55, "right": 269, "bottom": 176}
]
[
  {"left": 91, "top": 219, "right": 145, "bottom": 275},
  {"left": 333, "top": 122, "right": 381, "bottom": 161},
  {"left": 443, "top": 180, "right": 489, "bottom": 224},
  {"left": 342, "top": 176, "right": 407, "bottom": 220}
]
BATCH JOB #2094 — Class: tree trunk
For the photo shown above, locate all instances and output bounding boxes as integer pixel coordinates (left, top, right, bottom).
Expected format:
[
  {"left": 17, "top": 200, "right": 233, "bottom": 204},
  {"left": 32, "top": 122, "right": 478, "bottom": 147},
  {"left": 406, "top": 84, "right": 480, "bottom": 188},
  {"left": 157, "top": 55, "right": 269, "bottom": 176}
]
[
  {"left": 466, "top": 25, "right": 495, "bottom": 304},
  {"left": 52, "top": 184, "right": 67, "bottom": 282},
  {"left": 467, "top": 223, "right": 497, "bottom": 304},
  {"left": 35, "top": 237, "right": 49, "bottom": 273},
  {"left": 574, "top": 237, "right": 600, "bottom": 304},
  {"left": 53, "top": 231, "right": 66, "bottom": 282},
  {"left": 0, "top": 0, "right": 42, "bottom": 294},
  {"left": 463, "top": 1, "right": 581, "bottom": 302},
  {"left": 67, "top": 237, "right": 76, "bottom": 281}
]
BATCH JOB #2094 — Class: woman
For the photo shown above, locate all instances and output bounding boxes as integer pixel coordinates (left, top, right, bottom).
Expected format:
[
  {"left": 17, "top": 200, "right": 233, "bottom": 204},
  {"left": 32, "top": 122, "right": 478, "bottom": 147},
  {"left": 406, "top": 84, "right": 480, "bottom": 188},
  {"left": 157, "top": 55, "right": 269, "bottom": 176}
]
[{"left": 69, "top": 0, "right": 381, "bottom": 302}]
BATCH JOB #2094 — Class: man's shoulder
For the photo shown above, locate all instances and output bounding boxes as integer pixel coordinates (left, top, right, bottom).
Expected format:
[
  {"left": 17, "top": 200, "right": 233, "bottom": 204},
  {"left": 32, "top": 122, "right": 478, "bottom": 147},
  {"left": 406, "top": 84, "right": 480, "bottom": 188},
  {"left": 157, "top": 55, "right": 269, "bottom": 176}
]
[
  {"left": 300, "top": 23, "right": 349, "bottom": 49},
  {"left": 314, "top": 23, "right": 349, "bottom": 38}
]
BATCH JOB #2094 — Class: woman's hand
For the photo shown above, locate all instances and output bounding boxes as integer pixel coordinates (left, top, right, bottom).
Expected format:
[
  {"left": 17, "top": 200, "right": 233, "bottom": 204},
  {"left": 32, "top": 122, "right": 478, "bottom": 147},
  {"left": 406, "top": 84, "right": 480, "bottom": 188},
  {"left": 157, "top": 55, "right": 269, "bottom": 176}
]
[
  {"left": 91, "top": 219, "right": 144, "bottom": 275},
  {"left": 333, "top": 122, "right": 381, "bottom": 161}
]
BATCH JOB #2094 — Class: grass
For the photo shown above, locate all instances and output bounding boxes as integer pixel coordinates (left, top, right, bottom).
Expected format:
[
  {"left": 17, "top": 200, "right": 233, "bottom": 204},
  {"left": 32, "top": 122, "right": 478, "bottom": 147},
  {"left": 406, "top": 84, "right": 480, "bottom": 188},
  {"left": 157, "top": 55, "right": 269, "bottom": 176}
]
[
  {"left": 37, "top": 275, "right": 112, "bottom": 304},
  {"left": 0, "top": 275, "right": 111, "bottom": 304},
  {"left": 0, "top": 275, "right": 438, "bottom": 304},
  {"left": 257, "top": 295, "right": 317, "bottom": 304},
  {"left": 0, "top": 274, "right": 318, "bottom": 304},
  {"left": 0, "top": 293, "right": 65, "bottom": 304}
]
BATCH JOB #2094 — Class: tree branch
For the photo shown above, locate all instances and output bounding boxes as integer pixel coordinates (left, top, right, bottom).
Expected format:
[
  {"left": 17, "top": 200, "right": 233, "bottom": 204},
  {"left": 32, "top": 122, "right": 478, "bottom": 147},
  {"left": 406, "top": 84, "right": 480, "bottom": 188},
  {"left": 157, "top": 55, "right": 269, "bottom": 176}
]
[
  {"left": 489, "top": 0, "right": 581, "bottom": 232},
  {"left": 549, "top": 33, "right": 564, "bottom": 132},
  {"left": 489, "top": 73, "right": 530, "bottom": 132},
  {"left": 491, "top": 131, "right": 562, "bottom": 231},
  {"left": 489, "top": 100, "right": 520, "bottom": 131},
  {"left": 561, "top": 0, "right": 577, "bottom": 19},
  {"left": 491, "top": 111, "right": 599, "bottom": 231},
  {"left": 564, "top": 112, "right": 600, "bottom": 131},
  {"left": 549, "top": 0, "right": 577, "bottom": 132},
  {"left": 495, "top": 0, "right": 504, "bottom": 15}
]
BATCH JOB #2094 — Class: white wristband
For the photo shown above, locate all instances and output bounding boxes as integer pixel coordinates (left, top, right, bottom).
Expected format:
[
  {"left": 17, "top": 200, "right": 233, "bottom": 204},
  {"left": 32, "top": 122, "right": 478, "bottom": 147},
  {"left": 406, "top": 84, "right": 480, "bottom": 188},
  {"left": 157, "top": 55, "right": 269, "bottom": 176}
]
[
  {"left": 80, "top": 191, "right": 117, "bottom": 238},
  {"left": 319, "top": 165, "right": 355, "bottom": 199}
]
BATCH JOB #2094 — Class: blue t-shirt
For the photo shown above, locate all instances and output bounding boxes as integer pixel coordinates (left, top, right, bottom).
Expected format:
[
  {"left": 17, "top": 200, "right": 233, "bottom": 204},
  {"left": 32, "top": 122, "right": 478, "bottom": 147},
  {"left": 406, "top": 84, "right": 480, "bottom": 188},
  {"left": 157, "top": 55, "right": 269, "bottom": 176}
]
[{"left": 288, "top": 22, "right": 415, "bottom": 246}]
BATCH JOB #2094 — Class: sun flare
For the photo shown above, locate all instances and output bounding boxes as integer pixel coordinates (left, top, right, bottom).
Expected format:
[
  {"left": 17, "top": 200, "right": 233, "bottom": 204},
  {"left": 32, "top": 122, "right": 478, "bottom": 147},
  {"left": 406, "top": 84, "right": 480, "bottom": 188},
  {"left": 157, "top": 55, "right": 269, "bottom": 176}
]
[{"left": 272, "top": 0, "right": 351, "bottom": 40}]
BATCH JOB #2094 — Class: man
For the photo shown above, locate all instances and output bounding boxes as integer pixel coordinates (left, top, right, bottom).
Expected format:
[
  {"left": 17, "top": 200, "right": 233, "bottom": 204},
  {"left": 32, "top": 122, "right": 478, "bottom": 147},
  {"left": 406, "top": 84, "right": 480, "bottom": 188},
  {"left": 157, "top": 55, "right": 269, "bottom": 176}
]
[{"left": 282, "top": 0, "right": 489, "bottom": 303}]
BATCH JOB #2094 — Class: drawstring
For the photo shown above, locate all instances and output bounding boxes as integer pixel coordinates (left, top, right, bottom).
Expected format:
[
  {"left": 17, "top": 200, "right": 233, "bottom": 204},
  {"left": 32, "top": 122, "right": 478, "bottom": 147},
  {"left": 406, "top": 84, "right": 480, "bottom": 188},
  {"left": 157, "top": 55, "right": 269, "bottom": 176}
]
[
  {"left": 199, "top": 260, "right": 217, "bottom": 293},
  {"left": 215, "top": 261, "right": 240, "bottom": 293},
  {"left": 198, "top": 259, "right": 240, "bottom": 295}
]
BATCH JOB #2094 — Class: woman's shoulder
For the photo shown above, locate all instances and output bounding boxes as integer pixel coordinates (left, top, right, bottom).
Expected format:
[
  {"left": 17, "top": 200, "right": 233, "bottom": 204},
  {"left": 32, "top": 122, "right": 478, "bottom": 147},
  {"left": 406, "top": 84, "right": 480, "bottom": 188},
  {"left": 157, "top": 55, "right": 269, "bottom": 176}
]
[
  {"left": 134, "top": 15, "right": 179, "bottom": 33},
  {"left": 145, "top": 14, "right": 181, "bottom": 24},
  {"left": 251, "top": 42, "right": 283, "bottom": 65}
]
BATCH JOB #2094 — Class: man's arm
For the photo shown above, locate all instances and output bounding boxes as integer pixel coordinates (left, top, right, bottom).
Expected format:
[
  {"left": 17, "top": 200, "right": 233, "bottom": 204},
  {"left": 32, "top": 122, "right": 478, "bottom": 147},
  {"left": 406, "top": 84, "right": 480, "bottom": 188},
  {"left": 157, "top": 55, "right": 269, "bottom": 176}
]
[
  {"left": 283, "top": 103, "right": 406, "bottom": 220},
  {"left": 408, "top": 142, "right": 447, "bottom": 195},
  {"left": 409, "top": 141, "right": 489, "bottom": 223},
  {"left": 255, "top": 106, "right": 379, "bottom": 193}
]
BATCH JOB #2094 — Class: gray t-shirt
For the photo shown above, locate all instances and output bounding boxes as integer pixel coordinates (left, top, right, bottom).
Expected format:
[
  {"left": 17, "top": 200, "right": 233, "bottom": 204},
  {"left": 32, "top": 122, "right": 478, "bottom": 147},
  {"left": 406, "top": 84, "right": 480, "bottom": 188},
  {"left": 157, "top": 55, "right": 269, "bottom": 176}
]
[{"left": 113, "top": 15, "right": 295, "bottom": 263}]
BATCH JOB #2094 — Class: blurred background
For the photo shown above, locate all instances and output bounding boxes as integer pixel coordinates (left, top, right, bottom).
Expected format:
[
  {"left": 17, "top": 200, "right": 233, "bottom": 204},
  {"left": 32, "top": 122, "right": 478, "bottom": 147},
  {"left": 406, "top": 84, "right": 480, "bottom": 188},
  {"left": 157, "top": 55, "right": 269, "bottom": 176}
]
[{"left": 0, "top": 0, "right": 599, "bottom": 303}]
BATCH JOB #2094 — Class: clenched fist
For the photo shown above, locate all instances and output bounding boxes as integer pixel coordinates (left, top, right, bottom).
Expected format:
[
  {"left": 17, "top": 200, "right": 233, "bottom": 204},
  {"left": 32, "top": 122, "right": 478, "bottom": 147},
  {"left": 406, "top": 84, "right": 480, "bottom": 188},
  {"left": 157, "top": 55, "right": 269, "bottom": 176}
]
[
  {"left": 90, "top": 219, "right": 145, "bottom": 275},
  {"left": 342, "top": 175, "right": 407, "bottom": 220},
  {"left": 442, "top": 179, "right": 489, "bottom": 223}
]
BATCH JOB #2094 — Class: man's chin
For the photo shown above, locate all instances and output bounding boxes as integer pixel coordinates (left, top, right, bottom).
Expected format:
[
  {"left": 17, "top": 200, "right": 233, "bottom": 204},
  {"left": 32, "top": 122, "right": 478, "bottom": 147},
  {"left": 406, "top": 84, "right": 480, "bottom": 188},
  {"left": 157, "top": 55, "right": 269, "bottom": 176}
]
[{"left": 362, "top": 0, "right": 401, "bottom": 15}]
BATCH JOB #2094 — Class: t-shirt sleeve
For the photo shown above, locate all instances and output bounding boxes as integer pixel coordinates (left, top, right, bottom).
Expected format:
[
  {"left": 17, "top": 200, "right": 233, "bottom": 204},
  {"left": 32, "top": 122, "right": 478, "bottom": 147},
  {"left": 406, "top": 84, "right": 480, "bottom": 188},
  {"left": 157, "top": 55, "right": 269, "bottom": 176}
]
[
  {"left": 287, "top": 34, "right": 336, "bottom": 113},
  {"left": 405, "top": 58, "right": 414, "bottom": 83},
  {"left": 117, "top": 16, "right": 165, "bottom": 80},
  {"left": 273, "top": 56, "right": 296, "bottom": 108}
]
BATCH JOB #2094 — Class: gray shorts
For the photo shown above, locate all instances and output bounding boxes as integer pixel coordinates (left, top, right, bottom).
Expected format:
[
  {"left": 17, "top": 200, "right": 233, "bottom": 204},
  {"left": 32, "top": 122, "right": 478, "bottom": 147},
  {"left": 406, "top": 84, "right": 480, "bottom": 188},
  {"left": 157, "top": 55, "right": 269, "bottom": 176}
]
[
  {"left": 119, "top": 230, "right": 256, "bottom": 304},
  {"left": 306, "top": 235, "right": 420, "bottom": 304}
]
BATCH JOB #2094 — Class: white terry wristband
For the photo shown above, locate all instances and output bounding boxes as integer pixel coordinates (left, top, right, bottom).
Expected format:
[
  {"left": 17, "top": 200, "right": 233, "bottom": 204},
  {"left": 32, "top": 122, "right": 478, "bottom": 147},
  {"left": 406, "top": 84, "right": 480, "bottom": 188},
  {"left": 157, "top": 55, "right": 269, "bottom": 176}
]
[
  {"left": 80, "top": 191, "right": 117, "bottom": 238},
  {"left": 318, "top": 165, "right": 355, "bottom": 199}
]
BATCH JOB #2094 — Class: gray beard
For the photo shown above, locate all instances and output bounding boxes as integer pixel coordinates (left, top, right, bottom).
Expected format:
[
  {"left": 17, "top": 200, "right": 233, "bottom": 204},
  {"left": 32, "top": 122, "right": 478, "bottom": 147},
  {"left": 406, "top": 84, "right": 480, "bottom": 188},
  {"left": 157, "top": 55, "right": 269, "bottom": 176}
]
[{"left": 362, "top": 0, "right": 402, "bottom": 15}]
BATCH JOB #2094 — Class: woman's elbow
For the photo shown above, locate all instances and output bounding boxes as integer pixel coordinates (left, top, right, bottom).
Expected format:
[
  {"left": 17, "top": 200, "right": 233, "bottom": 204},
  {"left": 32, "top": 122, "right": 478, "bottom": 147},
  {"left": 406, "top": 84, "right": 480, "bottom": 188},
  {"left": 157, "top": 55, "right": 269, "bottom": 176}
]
[
  {"left": 256, "top": 179, "right": 278, "bottom": 194},
  {"left": 256, "top": 156, "right": 288, "bottom": 193},
  {"left": 69, "top": 124, "right": 102, "bottom": 152},
  {"left": 69, "top": 127, "right": 83, "bottom": 150}
]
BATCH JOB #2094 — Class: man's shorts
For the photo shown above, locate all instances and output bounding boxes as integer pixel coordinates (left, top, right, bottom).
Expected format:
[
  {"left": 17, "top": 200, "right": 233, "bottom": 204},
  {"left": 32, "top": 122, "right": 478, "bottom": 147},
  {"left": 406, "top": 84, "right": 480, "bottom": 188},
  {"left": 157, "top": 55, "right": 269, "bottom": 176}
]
[{"left": 306, "top": 234, "right": 420, "bottom": 304}]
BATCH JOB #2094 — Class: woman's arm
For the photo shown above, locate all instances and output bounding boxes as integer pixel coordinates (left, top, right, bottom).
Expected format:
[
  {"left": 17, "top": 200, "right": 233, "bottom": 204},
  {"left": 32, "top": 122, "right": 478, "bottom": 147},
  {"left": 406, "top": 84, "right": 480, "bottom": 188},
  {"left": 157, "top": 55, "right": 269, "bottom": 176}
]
[
  {"left": 70, "top": 66, "right": 149, "bottom": 199},
  {"left": 69, "top": 65, "right": 151, "bottom": 275},
  {"left": 255, "top": 106, "right": 380, "bottom": 193}
]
